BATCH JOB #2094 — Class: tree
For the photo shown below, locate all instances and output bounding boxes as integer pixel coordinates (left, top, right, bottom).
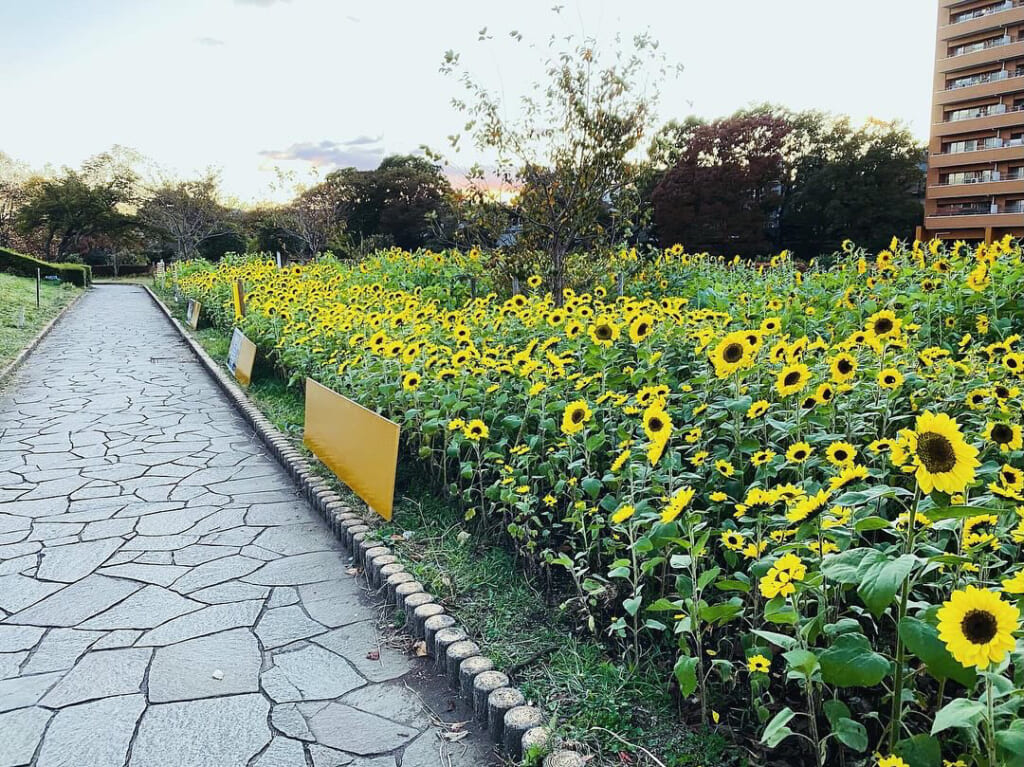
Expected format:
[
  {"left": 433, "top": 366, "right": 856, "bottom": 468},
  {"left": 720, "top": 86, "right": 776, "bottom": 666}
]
[
  {"left": 284, "top": 179, "right": 347, "bottom": 257},
  {"left": 0, "top": 152, "right": 30, "bottom": 249},
  {"left": 652, "top": 111, "right": 793, "bottom": 256},
  {"left": 137, "top": 173, "right": 234, "bottom": 260},
  {"left": 17, "top": 170, "right": 134, "bottom": 260},
  {"left": 441, "top": 15, "right": 678, "bottom": 302},
  {"left": 780, "top": 118, "right": 924, "bottom": 257}
]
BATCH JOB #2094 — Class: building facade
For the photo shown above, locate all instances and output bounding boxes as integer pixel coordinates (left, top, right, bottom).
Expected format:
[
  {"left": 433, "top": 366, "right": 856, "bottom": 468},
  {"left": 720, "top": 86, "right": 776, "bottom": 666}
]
[{"left": 919, "top": 0, "right": 1024, "bottom": 243}]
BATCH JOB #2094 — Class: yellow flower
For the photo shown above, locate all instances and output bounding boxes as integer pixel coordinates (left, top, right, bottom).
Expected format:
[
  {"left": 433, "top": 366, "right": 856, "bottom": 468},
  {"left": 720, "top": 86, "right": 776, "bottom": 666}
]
[
  {"left": 709, "top": 330, "right": 753, "bottom": 378},
  {"left": 642, "top": 404, "right": 673, "bottom": 444},
  {"left": 746, "top": 654, "right": 771, "bottom": 673},
  {"left": 628, "top": 314, "right": 655, "bottom": 344},
  {"left": 463, "top": 419, "right": 489, "bottom": 441},
  {"left": 588, "top": 317, "right": 620, "bottom": 346},
  {"left": 661, "top": 486, "right": 695, "bottom": 523},
  {"left": 903, "top": 411, "right": 980, "bottom": 494},
  {"left": 401, "top": 371, "right": 421, "bottom": 391},
  {"left": 786, "top": 442, "right": 813, "bottom": 463},
  {"left": 709, "top": 491, "right": 727, "bottom": 502},
  {"left": 825, "top": 441, "right": 857, "bottom": 467},
  {"left": 720, "top": 530, "right": 745, "bottom": 551},
  {"left": 878, "top": 756, "right": 909, "bottom": 767},
  {"left": 561, "top": 400, "right": 592, "bottom": 435},
  {"left": 1001, "top": 571, "right": 1024, "bottom": 594},
  {"left": 747, "top": 399, "right": 769, "bottom": 419},
  {"left": 758, "top": 553, "right": 807, "bottom": 599},
  {"left": 611, "top": 504, "right": 636, "bottom": 525},
  {"left": 936, "top": 586, "right": 1019, "bottom": 668},
  {"left": 877, "top": 368, "right": 903, "bottom": 390},
  {"left": 715, "top": 459, "right": 735, "bottom": 477},
  {"left": 775, "top": 363, "right": 810, "bottom": 397},
  {"left": 983, "top": 421, "right": 1023, "bottom": 452}
]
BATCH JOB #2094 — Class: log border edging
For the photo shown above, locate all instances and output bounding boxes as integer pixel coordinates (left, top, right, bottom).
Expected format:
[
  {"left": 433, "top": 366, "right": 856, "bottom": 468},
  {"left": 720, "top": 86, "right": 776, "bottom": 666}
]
[{"left": 142, "top": 286, "right": 583, "bottom": 767}]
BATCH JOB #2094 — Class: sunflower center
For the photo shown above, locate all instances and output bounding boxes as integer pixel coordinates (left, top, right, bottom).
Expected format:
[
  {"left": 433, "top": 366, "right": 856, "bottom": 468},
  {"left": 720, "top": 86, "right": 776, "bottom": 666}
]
[
  {"left": 961, "top": 609, "right": 998, "bottom": 645},
  {"left": 834, "top": 449, "right": 848, "bottom": 461},
  {"left": 917, "top": 431, "right": 956, "bottom": 473},
  {"left": 571, "top": 409, "right": 586, "bottom": 424},
  {"left": 885, "top": 375, "right": 896, "bottom": 385},
  {"left": 784, "top": 372, "right": 800, "bottom": 387},
  {"left": 837, "top": 359, "right": 853, "bottom": 375},
  {"left": 648, "top": 417, "right": 664, "bottom": 432},
  {"left": 637, "top": 323, "right": 649, "bottom": 335},
  {"left": 723, "top": 343, "right": 744, "bottom": 363},
  {"left": 992, "top": 424, "right": 1013, "bottom": 444},
  {"left": 994, "top": 386, "right": 1009, "bottom": 399},
  {"left": 874, "top": 317, "right": 894, "bottom": 335},
  {"left": 595, "top": 325, "right": 612, "bottom": 340}
]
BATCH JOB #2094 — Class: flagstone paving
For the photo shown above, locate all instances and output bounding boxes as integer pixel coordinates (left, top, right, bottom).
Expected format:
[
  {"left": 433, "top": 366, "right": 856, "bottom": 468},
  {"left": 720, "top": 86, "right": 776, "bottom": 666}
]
[{"left": 0, "top": 286, "right": 491, "bottom": 767}]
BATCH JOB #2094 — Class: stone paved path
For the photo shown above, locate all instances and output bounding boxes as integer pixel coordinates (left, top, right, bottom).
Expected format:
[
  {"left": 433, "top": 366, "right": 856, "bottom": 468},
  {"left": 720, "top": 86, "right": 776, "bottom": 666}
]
[{"left": 0, "top": 286, "right": 490, "bottom": 767}]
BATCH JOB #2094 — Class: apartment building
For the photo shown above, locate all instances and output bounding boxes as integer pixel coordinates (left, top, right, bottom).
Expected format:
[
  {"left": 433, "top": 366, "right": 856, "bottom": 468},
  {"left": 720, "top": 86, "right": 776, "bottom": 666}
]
[{"left": 919, "top": 0, "right": 1024, "bottom": 243}]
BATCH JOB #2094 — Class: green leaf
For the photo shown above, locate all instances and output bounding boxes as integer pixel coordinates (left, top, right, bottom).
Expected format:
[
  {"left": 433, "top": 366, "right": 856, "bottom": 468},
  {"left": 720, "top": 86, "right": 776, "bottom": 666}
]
[
  {"left": 996, "top": 719, "right": 1024, "bottom": 762},
  {"left": 854, "top": 516, "right": 891, "bottom": 532},
  {"left": 925, "top": 504, "right": 1003, "bottom": 522},
  {"left": 581, "top": 477, "right": 602, "bottom": 499},
  {"left": 821, "top": 547, "right": 872, "bottom": 584},
  {"left": 898, "top": 617, "right": 977, "bottom": 688},
  {"left": 856, "top": 551, "right": 917, "bottom": 617},
  {"left": 764, "top": 596, "right": 798, "bottom": 625},
  {"left": 751, "top": 629, "right": 798, "bottom": 651},
  {"left": 673, "top": 654, "right": 699, "bottom": 697},
  {"left": 819, "top": 633, "right": 890, "bottom": 687},
  {"left": 782, "top": 649, "right": 819, "bottom": 680},
  {"left": 715, "top": 579, "right": 751, "bottom": 593},
  {"left": 893, "top": 734, "right": 941, "bottom": 767},
  {"left": 931, "top": 698, "right": 986, "bottom": 735},
  {"left": 760, "top": 707, "right": 796, "bottom": 748},
  {"left": 832, "top": 717, "right": 868, "bottom": 752},
  {"left": 699, "top": 601, "right": 743, "bottom": 625},
  {"left": 622, "top": 596, "right": 642, "bottom": 616}
]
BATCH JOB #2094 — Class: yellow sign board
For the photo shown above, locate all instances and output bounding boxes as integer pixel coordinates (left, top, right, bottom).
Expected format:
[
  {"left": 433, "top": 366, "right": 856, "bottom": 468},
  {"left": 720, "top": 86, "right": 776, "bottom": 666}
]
[
  {"left": 231, "top": 280, "right": 246, "bottom": 320},
  {"left": 303, "top": 378, "right": 399, "bottom": 521},
  {"left": 186, "top": 299, "right": 201, "bottom": 330},
  {"left": 227, "top": 328, "right": 256, "bottom": 388}
]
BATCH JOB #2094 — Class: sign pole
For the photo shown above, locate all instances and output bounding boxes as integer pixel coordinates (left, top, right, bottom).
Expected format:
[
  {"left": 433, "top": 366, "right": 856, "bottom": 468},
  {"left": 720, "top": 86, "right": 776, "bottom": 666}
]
[{"left": 36, "top": 269, "right": 40, "bottom": 308}]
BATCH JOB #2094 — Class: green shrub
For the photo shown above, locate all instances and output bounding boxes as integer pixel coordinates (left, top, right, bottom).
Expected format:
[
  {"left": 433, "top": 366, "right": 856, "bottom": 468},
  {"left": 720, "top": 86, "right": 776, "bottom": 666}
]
[{"left": 0, "top": 246, "right": 92, "bottom": 287}]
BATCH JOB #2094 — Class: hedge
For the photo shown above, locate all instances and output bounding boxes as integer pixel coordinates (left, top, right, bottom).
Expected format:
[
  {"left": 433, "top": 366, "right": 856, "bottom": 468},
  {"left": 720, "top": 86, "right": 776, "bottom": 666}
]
[
  {"left": 91, "top": 264, "right": 151, "bottom": 278},
  {"left": 0, "top": 247, "right": 92, "bottom": 287}
]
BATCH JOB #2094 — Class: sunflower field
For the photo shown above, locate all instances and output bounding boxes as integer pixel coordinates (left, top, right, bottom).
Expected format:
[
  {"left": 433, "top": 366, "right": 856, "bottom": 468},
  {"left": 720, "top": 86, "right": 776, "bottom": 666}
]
[{"left": 173, "top": 236, "right": 1024, "bottom": 767}]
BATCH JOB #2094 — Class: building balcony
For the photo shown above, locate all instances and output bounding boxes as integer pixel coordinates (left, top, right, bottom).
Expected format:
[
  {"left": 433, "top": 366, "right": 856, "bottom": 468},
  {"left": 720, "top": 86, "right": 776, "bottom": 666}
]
[
  {"left": 924, "top": 210, "right": 1024, "bottom": 230},
  {"left": 938, "top": 40, "right": 1024, "bottom": 73},
  {"left": 928, "top": 177, "right": 1024, "bottom": 198},
  {"left": 932, "top": 106, "right": 1024, "bottom": 135},
  {"left": 929, "top": 142, "right": 1024, "bottom": 166},
  {"left": 942, "top": 2, "right": 1024, "bottom": 38},
  {"left": 936, "top": 70, "right": 1024, "bottom": 104}
]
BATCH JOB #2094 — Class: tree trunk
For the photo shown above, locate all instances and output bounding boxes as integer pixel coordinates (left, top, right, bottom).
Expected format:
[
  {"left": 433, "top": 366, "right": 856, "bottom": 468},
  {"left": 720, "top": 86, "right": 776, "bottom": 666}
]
[{"left": 551, "top": 245, "right": 567, "bottom": 307}]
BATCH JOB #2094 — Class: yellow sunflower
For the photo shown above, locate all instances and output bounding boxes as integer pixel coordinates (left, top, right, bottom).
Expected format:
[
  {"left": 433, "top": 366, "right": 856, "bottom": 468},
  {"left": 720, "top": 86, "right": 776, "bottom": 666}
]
[
  {"left": 936, "top": 586, "right": 1019, "bottom": 668},
  {"left": 983, "top": 421, "right": 1023, "bottom": 452},
  {"left": 588, "top": 317, "right": 620, "bottom": 347},
  {"left": 710, "top": 331, "right": 753, "bottom": 379},
  {"left": 829, "top": 352, "right": 857, "bottom": 383},
  {"left": 786, "top": 442, "right": 813, "bottom": 463},
  {"left": 642, "top": 404, "right": 673, "bottom": 444},
  {"left": 746, "top": 654, "right": 771, "bottom": 674},
  {"left": 758, "top": 553, "right": 807, "bottom": 599},
  {"left": 628, "top": 314, "right": 655, "bottom": 344},
  {"left": 903, "top": 411, "right": 980, "bottom": 494},
  {"left": 877, "top": 368, "right": 904, "bottom": 390},
  {"left": 463, "top": 419, "right": 489, "bottom": 441},
  {"left": 561, "top": 400, "right": 593, "bottom": 435},
  {"left": 825, "top": 441, "right": 857, "bottom": 466},
  {"left": 866, "top": 309, "right": 901, "bottom": 340},
  {"left": 401, "top": 371, "right": 421, "bottom": 391},
  {"left": 775, "top": 363, "right": 811, "bottom": 397}
]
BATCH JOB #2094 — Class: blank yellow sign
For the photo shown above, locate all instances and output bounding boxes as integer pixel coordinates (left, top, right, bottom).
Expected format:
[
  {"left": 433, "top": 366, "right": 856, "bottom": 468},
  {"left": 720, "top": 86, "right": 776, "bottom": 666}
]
[
  {"left": 227, "top": 328, "right": 256, "bottom": 388},
  {"left": 303, "top": 378, "right": 399, "bottom": 521}
]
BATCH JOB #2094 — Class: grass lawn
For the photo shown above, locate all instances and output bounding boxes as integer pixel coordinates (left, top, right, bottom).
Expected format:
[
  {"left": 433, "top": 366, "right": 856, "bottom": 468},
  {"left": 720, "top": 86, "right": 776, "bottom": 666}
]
[
  {"left": 163, "top": 293, "right": 737, "bottom": 766},
  {"left": 0, "top": 273, "right": 80, "bottom": 371}
]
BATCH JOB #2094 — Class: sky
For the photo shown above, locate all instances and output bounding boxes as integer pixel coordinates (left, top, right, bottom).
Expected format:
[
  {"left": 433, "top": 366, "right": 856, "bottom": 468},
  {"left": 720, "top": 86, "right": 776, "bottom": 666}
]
[{"left": 0, "top": 0, "right": 937, "bottom": 203}]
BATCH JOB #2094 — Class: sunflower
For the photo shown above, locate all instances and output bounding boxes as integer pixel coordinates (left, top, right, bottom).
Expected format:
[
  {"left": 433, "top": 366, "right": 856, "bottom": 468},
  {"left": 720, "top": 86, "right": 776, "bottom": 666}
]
[
  {"left": 825, "top": 441, "right": 857, "bottom": 467},
  {"left": 866, "top": 309, "right": 901, "bottom": 340},
  {"left": 747, "top": 400, "right": 769, "bottom": 419},
  {"left": 998, "top": 463, "right": 1024, "bottom": 490},
  {"left": 965, "top": 388, "right": 989, "bottom": 410},
  {"left": 746, "top": 654, "right": 771, "bottom": 674},
  {"left": 758, "top": 553, "right": 807, "bottom": 599},
  {"left": 775, "top": 363, "right": 810, "bottom": 397},
  {"left": 878, "top": 368, "right": 904, "bottom": 390},
  {"left": 829, "top": 353, "right": 857, "bottom": 383},
  {"left": 628, "top": 314, "right": 655, "bottom": 344},
  {"left": 715, "top": 459, "right": 735, "bottom": 477},
  {"left": 561, "top": 400, "right": 593, "bottom": 435},
  {"left": 983, "top": 421, "right": 1023, "bottom": 452},
  {"left": 710, "top": 331, "right": 753, "bottom": 378},
  {"left": 904, "top": 411, "right": 980, "bottom": 494},
  {"left": 751, "top": 449, "right": 776, "bottom": 467},
  {"left": 829, "top": 464, "right": 869, "bottom": 491},
  {"left": 661, "top": 486, "right": 695, "bottom": 523},
  {"left": 1002, "top": 571, "right": 1024, "bottom": 594},
  {"left": 588, "top": 317, "right": 620, "bottom": 346},
  {"left": 527, "top": 275, "right": 542, "bottom": 289},
  {"left": 611, "top": 504, "right": 636, "bottom": 525},
  {"left": 786, "top": 442, "right": 813, "bottom": 463},
  {"left": 1003, "top": 352, "right": 1024, "bottom": 377},
  {"left": 814, "top": 383, "right": 835, "bottom": 405},
  {"left": 936, "top": 586, "right": 1019, "bottom": 668},
  {"left": 720, "top": 530, "right": 745, "bottom": 551},
  {"left": 401, "top": 371, "right": 421, "bottom": 391},
  {"left": 463, "top": 419, "right": 489, "bottom": 441},
  {"left": 877, "top": 757, "right": 909, "bottom": 767},
  {"left": 642, "top": 404, "right": 673, "bottom": 444}
]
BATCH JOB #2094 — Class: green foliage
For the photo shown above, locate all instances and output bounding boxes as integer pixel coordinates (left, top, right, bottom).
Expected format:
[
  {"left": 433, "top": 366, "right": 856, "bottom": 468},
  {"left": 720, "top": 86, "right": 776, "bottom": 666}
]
[
  {"left": 0, "top": 246, "right": 92, "bottom": 286},
  {"left": 0, "top": 272, "right": 79, "bottom": 368}
]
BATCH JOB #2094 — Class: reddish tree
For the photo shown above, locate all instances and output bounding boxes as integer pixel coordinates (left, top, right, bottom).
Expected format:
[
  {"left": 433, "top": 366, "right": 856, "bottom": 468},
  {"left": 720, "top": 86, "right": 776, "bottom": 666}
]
[{"left": 652, "top": 113, "right": 792, "bottom": 256}]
